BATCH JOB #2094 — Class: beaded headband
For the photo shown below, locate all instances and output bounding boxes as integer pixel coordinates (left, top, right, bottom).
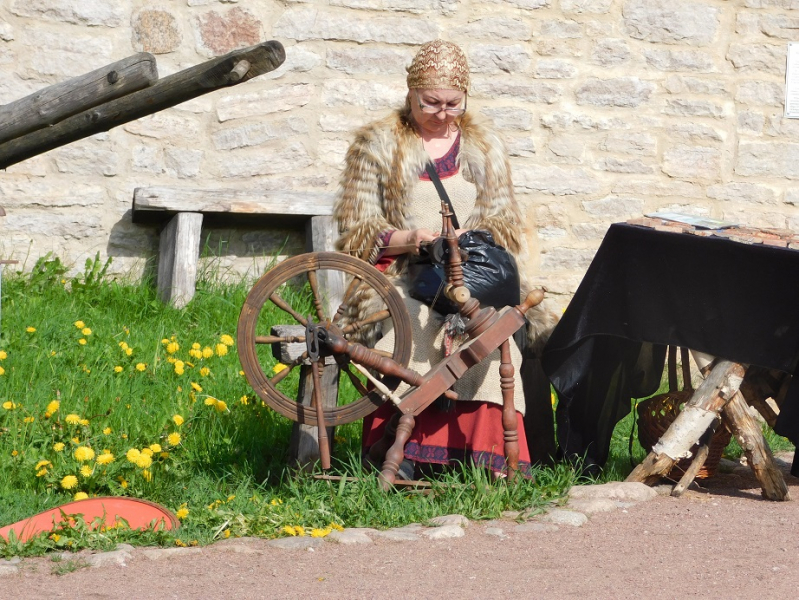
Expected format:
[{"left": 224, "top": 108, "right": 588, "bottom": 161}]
[{"left": 406, "top": 39, "right": 470, "bottom": 92}]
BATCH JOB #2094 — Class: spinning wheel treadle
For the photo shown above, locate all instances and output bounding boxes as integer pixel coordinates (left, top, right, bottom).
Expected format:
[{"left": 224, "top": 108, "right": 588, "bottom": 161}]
[{"left": 237, "top": 251, "right": 412, "bottom": 426}]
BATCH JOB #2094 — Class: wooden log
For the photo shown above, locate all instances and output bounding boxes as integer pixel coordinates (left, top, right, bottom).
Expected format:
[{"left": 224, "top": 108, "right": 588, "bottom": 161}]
[
  {"left": 157, "top": 212, "right": 203, "bottom": 308},
  {"left": 0, "top": 53, "right": 158, "bottom": 145},
  {"left": 671, "top": 443, "right": 710, "bottom": 497},
  {"left": 0, "top": 41, "right": 284, "bottom": 170},
  {"left": 721, "top": 391, "right": 790, "bottom": 501},
  {"left": 626, "top": 360, "right": 745, "bottom": 486},
  {"left": 739, "top": 367, "right": 786, "bottom": 428}
]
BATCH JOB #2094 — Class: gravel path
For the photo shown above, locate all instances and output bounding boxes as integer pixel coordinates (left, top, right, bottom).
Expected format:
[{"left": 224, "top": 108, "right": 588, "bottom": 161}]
[{"left": 2, "top": 454, "right": 798, "bottom": 599}]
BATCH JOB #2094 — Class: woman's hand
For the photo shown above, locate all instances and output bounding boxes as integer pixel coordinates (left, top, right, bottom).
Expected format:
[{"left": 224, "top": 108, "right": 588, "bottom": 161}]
[{"left": 384, "top": 228, "right": 439, "bottom": 256}]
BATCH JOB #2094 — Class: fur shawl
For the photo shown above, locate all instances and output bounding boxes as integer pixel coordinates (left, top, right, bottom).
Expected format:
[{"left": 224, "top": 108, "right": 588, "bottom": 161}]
[{"left": 333, "top": 109, "right": 557, "bottom": 355}]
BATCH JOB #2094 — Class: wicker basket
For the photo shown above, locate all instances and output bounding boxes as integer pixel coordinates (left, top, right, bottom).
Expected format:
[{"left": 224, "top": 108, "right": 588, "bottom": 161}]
[{"left": 637, "top": 347, "right": 731, "bottom": 480}]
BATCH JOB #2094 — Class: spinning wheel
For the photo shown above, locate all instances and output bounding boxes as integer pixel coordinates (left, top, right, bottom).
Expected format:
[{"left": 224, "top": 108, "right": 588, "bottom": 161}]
[{"left": 237, "top": 251, "right": 412, "bottom": 427}]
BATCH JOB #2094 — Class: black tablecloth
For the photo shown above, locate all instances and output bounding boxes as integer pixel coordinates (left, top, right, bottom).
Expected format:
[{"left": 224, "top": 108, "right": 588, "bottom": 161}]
[{"left": 541, "top": 223, "right": 799, "bottom": 472}]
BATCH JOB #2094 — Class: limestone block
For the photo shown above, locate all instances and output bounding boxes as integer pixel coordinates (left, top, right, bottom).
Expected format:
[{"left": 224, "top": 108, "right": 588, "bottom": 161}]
[
  {"left": 670, "top": 123, "right": 725, "bottom": 143},
  {"left": 514, "top": 164, "right": 601, "bottom": 195},
  {"left": 623, "top": 0, "right": 719, "bottom": 46},
  {"left": 744, "top": 0, "right": 799, "bottom": 8},
  {"left": 663, "top": 75, "right": 729, "bottom": 96},
  {"left": 6, "top": 211, "right": 103, "bottom": 239},
  {"left": 484, "top": 0, "right": 549, "bottom": 9},
  {"left": 612, "top": 179, "right": 703, "bottom": 199},
  {"left": 727, "top": 44, "right": 786, "bottom": 76},
  {"left": 318, "top": 113, "right": 370, "bottom": 132},
  {"left": 590, "top": 39, "right": 631, "bottom": 66},
  {"left": 707, "top": 182, "right": 777, "bottom": 204},
  {"left": 765, "top": 115, "right": 799, "bottom": 138},
  {"left": 644, "top": 49, "right": 716, "bottom": 72},
  {"left": 264, "top": 45, "right": 324, "bottom": 80},
  {"left": 53, "top": 144, "right": 119, "bottom": 177},
  {"left": 164, "top": 148, "right": 203, "bottom": 179},
  {"left": 540, "top": 19, "right": 583, "bottom": 38},
  {"left": 10, "top": 0, "right": 124, "bottom": 27},
  {"left": 0, "top": 181, "right": 106, "bottom": 208},
  {"left": 541, "top": 247, "right": 596, "bottom": 271},
  {"left": 582, "top": 195, "right": 645, "bottom": 218},
  {"left": 535, "top": 59, "right": 577, "bottom": 79},
  {"left": 217, "top": 142, "right": 312, "bottom": 178},
  {"left": 0, "top": 20, "right": 14, "bottom": 41},
  {"left": 599, "top": 132, "right": 657, "bottom": 156},
  {"left": 132, "top": 145, "right": 163, "bottom": 174},
  {"left": 212, "top": 119, "right": 309, "bottom": 151},
  {"left": 735, "top": 142, "right": 799, "bottom": 179},
  {"left": 594, "top": 157, "right": 653, "bottom": 174},
  {"left": 663, "top": 144, "right": 722, "bottom": 181},
  {"left": 738, "top": 111, "right": 765, "bottom": 135},
  {"left": 124, "top": 113, "right": 200, "bottom": 141},
  {"left": 468, "top": 44, "right": 531, "bottom": 74},
  {"left": 329, "top": 0, "right": 457, "bottom": 14},
  {"left": 273, "top": 7, "right": 439, "bottom": 44},
  {"left": 541, "top": 112, "right": 631, "bottom": 132},
  {"left": 538, "top": 226, "right": 567, "bottom": 240},
  {"left": 561, "top": 0, "right": 612, "bottom": 13},
  {"left": 736, "top": 81, "right": 785, "bottom": 106},
  {"left": 759, "top": 14, "right": 799, "bottom": 39},
  {"left": 505, "top": 136, "right": 537, "bottom": 158},
  {"left": 537, "top": 39, "right": 582, "bottom": 57},
  {"left": 24, "top": 30, "right": 113, "bottom": 78},
  {"left": 326, "top": 47, "right": 410, "bottom": 75},
  {"left": 173, "top": 96, "right": 213, "bottom": 115},
  {"left": 575, "top": 77, "right": 655, "bottom": 108},
  {"left": 321, "top": 79, "right": 405, "bottom": 109},
  {"left": 317, "top": 138, "right": 349, "bottom": 169},
  {"left": 452, "top": 17, "right": 532, "bottom": 40},
  {"left": 472, "top": 79, "right": 560, "bottom": 103},
  {"left": 132, "top": 9, "right": 182, "bottom": 54},
  {"left": 216, "top": 84, "right": 314, "bottom": 122},
  {"left": 664, "top": 99, "right": 724, "bottom": 118},
  {"left": 547, "top": 135, "right": 585, "bottom": 164},
  {"left": 195, "top": 7, "right": 261, "bottom": 57},
  {"left": 785, "top": 189, "right": 799, "bottom": 206},
  {"left": 480, "top": 107, "right": 534, "bottom": 131},
  {"left": 572, "top": 223, "right": 608, "bottom": 240}
]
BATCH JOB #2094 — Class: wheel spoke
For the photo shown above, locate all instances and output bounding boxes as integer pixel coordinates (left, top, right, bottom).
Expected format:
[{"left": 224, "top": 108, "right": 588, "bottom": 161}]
[
  {"left": 269, "top": 292, "right": 308, "bottom": 326},
  {"left": 269, "top": 353, "right": 307, "bottom": 385},
  {"left": 307, "top": 268, "right": 327, "bottom": 323},
  {"left": 333, "top": 275, "right": 363, "bottom": 324},
  {"left": 343, "top": 364, "right": 369, "bottom": 396},
  {"left": 254, "top": 334, "right": 305, "bottom": 345},
  {"left": 341, "top": 309, "right": 392, "bottom": 336}
]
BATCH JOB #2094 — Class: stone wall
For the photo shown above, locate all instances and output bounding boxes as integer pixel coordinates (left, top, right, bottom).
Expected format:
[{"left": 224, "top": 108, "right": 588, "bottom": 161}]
[{"left": 0, "top": 0, "right": 797, "bottom": 306}]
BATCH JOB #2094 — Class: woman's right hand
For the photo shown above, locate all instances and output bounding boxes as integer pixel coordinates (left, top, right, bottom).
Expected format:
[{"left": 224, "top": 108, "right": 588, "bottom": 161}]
[{"left": 384, "top": 228, "right": 439, "bottom": 256}]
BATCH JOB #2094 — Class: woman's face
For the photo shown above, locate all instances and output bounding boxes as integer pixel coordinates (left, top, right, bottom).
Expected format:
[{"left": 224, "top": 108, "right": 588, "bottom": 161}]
[{"left": 409, "top": 88, "right": 466, "bottom": 137}]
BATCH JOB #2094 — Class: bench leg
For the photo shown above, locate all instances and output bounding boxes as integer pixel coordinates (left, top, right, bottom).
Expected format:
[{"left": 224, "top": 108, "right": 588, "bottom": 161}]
[{"left": 157, "top": 212, "right": 203, "bottom": 308}]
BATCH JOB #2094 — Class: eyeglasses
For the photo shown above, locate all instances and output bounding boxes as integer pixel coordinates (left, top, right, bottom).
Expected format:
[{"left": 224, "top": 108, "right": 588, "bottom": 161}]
[{"left": 416, "top": 90, "right": 467, "bottom": 115}]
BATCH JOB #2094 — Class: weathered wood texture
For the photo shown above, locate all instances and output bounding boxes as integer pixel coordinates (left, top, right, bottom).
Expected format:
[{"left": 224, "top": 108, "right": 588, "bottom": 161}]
[
  {"left": 722, "top": 391, "right": 790, "bottom": 501},
  {"left": 627, "top": 360, "right": 745, "bottom": 486},
  {"left": 0, "top": 41, "right": 285, "bottom": 170},
  {"left": 0, "top": 53, "right": 158, "bottom": 146},
  {"left": 157, "top": 212, "right": 202, "bottom": 308},
  {"left": 132, "top": 187, "right": 335, "bottom": 224}
]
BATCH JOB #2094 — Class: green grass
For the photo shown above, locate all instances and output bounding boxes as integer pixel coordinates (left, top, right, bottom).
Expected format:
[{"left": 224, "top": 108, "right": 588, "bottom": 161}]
[{"left": 0, "top": 255, "right": 578, "bottom": 557}]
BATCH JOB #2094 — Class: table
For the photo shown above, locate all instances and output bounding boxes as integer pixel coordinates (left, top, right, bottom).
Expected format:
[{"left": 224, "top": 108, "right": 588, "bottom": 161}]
[{"left": 541, "top": 223, "right": 799, "bottom": 477}]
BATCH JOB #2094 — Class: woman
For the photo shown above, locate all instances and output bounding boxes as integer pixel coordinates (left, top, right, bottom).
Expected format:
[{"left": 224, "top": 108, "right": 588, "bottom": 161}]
[{"left": 333, "top": 40, "right": 555, "bottom": 479}]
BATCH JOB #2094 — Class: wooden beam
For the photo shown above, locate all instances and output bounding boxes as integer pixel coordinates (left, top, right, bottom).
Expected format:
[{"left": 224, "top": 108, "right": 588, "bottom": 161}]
[
  {"left": 0, "top": 40, "right": 285, "bottom": 170},
  {"left": 0, "top": 53, "right": 158, "bottom": 145},
  {"left": 157, "top": 212, "right": 203, "bottom": 308}
]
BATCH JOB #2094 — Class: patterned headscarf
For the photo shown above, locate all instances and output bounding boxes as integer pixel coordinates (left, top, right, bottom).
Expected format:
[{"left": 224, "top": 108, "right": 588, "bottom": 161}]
[{"left": 406, "top": 39, "right": 470, "bottom": 92}]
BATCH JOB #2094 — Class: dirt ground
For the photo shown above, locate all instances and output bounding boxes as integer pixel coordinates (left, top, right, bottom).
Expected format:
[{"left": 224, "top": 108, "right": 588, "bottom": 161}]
[{"left": 3, "top": 457, "right": 799, "bottom": 600}]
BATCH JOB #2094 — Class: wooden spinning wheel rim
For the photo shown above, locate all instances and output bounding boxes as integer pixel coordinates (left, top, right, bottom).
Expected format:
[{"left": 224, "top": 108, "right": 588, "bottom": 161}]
[{"left": 237, "top": 252, "right": 412, "bottom": 426}]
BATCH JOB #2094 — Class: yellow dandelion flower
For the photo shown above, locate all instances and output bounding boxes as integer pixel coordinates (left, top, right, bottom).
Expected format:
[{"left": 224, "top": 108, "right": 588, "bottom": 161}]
[
  {"left": 149, "top": 443, "right": 162, "bottom": 454},
  {"left": 330, "top": 523, "right": 344, "bottom": 532},
  {"left": 135, "top": 363, "right": 146, "bottom": 372},
  {"left": 204, "top": 397, "right": 216, "bottom": 406},
  {"left": 74, "top": 446, "right": 95, "bottom": 462},
  {"left": 121, "top": 433, "right": 128, "bottom": 439},
  {"left": 78, "top": 338, "right": 87, "bottom": 345},
  {"left": 61, "top": 475, "right": 78, "bottom": 490},
  {"left": 81, "top": 327, "right": 92, "bottom": 336},
  {"left": 46, "top": 400, "right": 60, "bottom": 414},
  {"left": 142, "top": 469, "right": 152, "bottom": 482},
  {"left": 26, "top": 327, "right": 36, "bottom": 333},
  {"left": 239, "top": 395, "right": 249, "bottom": 405},
  {"left": 215, "top": 343, "right": 228, "bottom": 357},
  {"left": 160, "top": 451, "right": 170, "bottom": 459},
  {"left": 174, "top": 539, "right": 186, "bottom": 547},
  {"left": 80, "top": 465, "right": 93, "bottom": 477},
  {"left": 192, "top": 342, "right": 201, "bottom": 350},
  {"left": 220, "top": 334, "right": 235, "bottom": 347},
  {"left": 172, "top": 414, "right": 184, "bottom": 426},
  {"left": 191, "top": 382, "right": 202, "bottom": 392},
  {"left": 53, "top": 442, "right": 65, "bottom": 452},
  {"left": 168, "top": 432, "right": 181, "bottom": 446},
  {"left": 50, "top": 534, "right": 61, "bottom": 542},
  {"left": 293, "top": 526, "right": 305, "bottom": 537},
  {"left": 239, "top": 370, "right": 245, "bottom": 376},
  {"left": 176, "top": 508, "right": 189, "bottom": 520},
  {"left": 282, "top": 526, "right": 297, "bottom": 537},
  {"left": 23, "top": 416, "right": 34, "bottom": 424},
  {"left": 79, "top": 419, "right": 89, "bottom": 426},
  {"left": 272, "top": 363, "right": 287, "bottom": 374},
  {"left": 166, "top": 342, "right": 180, "bottom": 354},
  {"left": 141, "top": 447, "right": 154, "bottom": 457},
  {"left": 199, "top": 367, "right": 210, "bottom": 377},
  {"left": 35, "top": 459, "right": 51, "bottom": 470},
  {"left": 36, "top": 468, "right": 48, "bottom": 477},
  {"left": 74, "top": 492, "right": 89, "bottom": 501},
  {"left": 71, "top": 437, "right": 80, "bottom": 444},
  {"left": 74, "top": 321, "right": 85, "bottom": 329},
  {"left": 161, "top": 338, "right": 169, "bottom": 345},
  {"left": 119, "top": 478, "right": 128, "bottom": 489},
  {"left": 96, "top": 452, "right": 114, "bottom": 465},
  {"left": 135, "top": 454, "right": 152, "bottom": 469},
  {"left": 65, "top": 414, "right": 81, "bottom": 425},
  {"left": 11, "top": 450, "right": 18, "bottom": 457},
  {"left": 214, "top": 400, "right": 228, "bottom": 413},
  {"left": 174, "top": 365, "right": 184, "bottom": 375},
  {"left": 202, "top": 346, "right": 214, "bottom": 359},
  {"left": 223, "top": 529, "right": 231, "bottom": 539},
  {"left": 2, "top": 401, "right": 13, "bottom": 410},
  {"left": 0, "top": 350, "right": 7, "bottom": 360},
  {"left": 126, "top": 448, "right": 141, "bottom": 463},
  {"left": 0, "top": 366, "right": 5, "bottom": 376},
  {"left": 114, "top": 365, "right": 123, "bottom": 373},
  {"left": 103, "top": 427, "right": 112, "bottom": 435},
  {"left": 125, "top": 348, "right": 133, "bottom": 356},
  {"left": 188, "top": 349, "right": 201, "bottom": 359},
  {"left": 310, "top": 528, "right": 331, "bottom": 538}
]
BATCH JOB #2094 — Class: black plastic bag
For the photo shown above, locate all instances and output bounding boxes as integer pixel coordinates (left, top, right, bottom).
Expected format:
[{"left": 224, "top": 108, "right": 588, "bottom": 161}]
[{"left": 408, "top": 230, "right": 520, "bottom": 315}]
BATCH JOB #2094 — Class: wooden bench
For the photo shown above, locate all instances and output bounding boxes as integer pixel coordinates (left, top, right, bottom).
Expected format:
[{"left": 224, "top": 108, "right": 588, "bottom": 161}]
[{"left": 132, "top": 186, "right": 337, "bottom": 308}]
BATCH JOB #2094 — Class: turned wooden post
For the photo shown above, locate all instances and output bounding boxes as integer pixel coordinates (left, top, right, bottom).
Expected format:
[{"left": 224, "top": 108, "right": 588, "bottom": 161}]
[
  {"left": 721, "top": 391, "right": 790, "bottom": 501},
  {"left": 499, "top": 339, "right": 520, "bottom": 480},
  {"left": 627, "top": 360, "right": 745, "bottom": 486},
  {"left": 380, "top": 413, "right": 416, "bottom": 489}
]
